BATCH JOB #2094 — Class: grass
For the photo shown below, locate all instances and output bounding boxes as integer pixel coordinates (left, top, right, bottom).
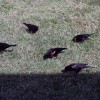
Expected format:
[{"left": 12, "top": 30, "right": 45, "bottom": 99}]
[{"left": 0, "top": 0, "right": 100, "bottom": 99}]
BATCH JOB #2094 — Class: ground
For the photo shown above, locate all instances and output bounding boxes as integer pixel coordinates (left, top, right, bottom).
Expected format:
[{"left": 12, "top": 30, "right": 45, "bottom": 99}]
[{"left": 0, "top": 0, "right": 100, "bottom": 100}]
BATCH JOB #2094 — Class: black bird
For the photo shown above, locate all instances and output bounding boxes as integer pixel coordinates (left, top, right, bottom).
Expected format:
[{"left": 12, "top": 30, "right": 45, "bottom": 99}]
[
  {"left": 0, "top": 42, "right": 17, "bottom": 52},
  {"left": 23, "top": 23, "right": 38, "bottom": 33},
  {"left": 72, "top": 33, "right": 93, "bottom": 42},
  {"left": 43, "top": 47, "right": 67, "bottom": 60},
  {"left": 62, "top": 63, "right": 90, "bottom": 74}
]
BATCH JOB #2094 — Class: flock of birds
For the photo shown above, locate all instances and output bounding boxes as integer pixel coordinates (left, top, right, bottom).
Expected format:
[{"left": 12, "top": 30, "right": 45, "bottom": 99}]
[{"left": 0, "top": 23, "right": 96, "bottom": 75}]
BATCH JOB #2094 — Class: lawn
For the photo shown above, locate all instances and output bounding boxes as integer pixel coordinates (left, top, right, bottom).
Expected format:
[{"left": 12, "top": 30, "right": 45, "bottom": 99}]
[{"left": 0, "top": 0, "right": 100, "bottom": 99}]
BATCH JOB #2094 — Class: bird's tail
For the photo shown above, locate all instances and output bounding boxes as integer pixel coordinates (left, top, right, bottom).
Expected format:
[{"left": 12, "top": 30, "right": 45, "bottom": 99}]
[
  {"left": 88, "top": 33, "right": 95, "bottom": 37},
  {"left": 90, "top": 33, "right": 94, "bottom": 35},
  {"left": 60, "top": 48, "right": 67, "bottom": 50},
  {"left": 90, "top": 33, "right": 99, "bottom": 37},
  {"left": 9, "top": 44, "right": 17, "bottom": 47}
]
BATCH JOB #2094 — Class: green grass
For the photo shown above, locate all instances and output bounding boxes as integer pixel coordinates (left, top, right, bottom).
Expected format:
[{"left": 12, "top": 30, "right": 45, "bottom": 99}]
[
  {"left": 0, "top": 0, "right": 100, "bottom": 99},
  {"left": 76, "top": 0, "right": 100, "bottom": 6}
]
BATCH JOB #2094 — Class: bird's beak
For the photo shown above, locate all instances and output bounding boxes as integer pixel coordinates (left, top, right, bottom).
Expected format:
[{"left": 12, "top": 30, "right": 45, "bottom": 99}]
[{"left": 43, "top": 57, "right": 46, "bottom": 60}]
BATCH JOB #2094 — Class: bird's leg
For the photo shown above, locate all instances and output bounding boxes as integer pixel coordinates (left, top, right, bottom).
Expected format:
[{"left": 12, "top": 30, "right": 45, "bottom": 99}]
[
  {"left": 55, "top": 55, "right": 61, "bottom": 59},
  {"left": 54, "top": 55, "right": 58, "bottom": 59},
  {"left": 26, "top": 29, "right": 30, "bottom": 32},
  {"left": 75, "top": 44, "right": 82, "bottom": 51}
]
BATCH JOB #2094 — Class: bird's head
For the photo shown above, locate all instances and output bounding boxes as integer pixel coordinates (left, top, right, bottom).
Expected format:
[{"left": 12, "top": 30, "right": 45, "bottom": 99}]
[
  {"left": 61, "top": 69, "right": 65, "bottom": 73},
  {"left": 61, "top": 66, "right": 71, "bottom": 73},
  {"left": 72, "top": 37, "right": 76, "bottom": 42},
  {"left": 43, "top": 53, "right": 52, "bottom": 60},
  {"left": 43, "top": 54, "right": 48, "bottom": 60},
  {"left": 61, "top": 69, "right": 68, "bottom": 73}
]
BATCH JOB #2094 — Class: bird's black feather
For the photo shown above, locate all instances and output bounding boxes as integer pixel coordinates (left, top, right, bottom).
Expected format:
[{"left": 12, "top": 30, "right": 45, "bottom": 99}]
[
  {"left": 0, "top": 42, "right": 17, "bottom": 52},
  {"left": 72, "top": 34, "right": 93, "bottom": 42},
  {"left": 23, "top": 23, "right": 38, "bottom": 33},
  {"left": 62, "top": 63, "right": 89, "bottom": 74},
  {"left": 43, "top": 48, "right": 67, "bottom": 60}
]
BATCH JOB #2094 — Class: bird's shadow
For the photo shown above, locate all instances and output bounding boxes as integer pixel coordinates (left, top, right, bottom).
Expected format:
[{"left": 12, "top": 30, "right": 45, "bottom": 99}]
[
  {"left": 0, "top": 50, "right": 13, "bottom": 54},
  {"left": 26, "top": 29, "right": 32, "bottom": 33},
  {"left": 22, "top": 27, "right": 33, "bottom": 34},
  {"left": 0, "top": 72, "right": 100, "bottom": 100}
]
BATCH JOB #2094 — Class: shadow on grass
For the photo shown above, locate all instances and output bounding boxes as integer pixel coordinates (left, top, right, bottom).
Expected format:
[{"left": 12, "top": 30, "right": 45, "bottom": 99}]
[{"left": 0, "top": 73, "right": 100, "bottom": 100}]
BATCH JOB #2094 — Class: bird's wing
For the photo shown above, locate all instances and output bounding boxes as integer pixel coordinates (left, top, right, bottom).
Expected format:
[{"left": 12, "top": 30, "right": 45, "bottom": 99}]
[
  {"left": 50, "top": 51, "right": 56, "bottom": 56},
  {"left": 45, "top": 49, "right": 53, "bottom": 56},
  {"left": 72, "top": 63, "right": 88, "bottom": 69}
]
